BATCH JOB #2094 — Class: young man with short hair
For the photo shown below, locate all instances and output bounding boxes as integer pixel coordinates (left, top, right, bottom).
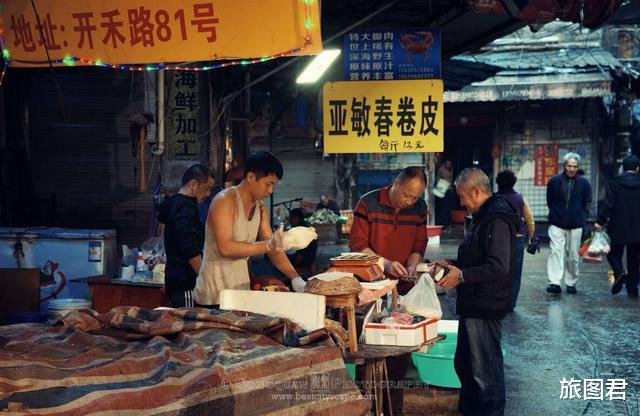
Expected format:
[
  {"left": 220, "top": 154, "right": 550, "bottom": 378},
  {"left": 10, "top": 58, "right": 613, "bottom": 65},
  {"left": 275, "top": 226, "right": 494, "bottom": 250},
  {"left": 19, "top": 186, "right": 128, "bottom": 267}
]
[{"left": 193, "top": 152, "right": 307, "bottom": 307}]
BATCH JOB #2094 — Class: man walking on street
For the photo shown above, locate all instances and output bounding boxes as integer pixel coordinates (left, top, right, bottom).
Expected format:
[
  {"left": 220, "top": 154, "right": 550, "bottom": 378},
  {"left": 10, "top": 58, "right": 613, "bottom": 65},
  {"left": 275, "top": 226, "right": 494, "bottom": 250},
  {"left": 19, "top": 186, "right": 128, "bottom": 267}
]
[
  {"left": 545, "top": 152, "right": 592, "bottom": 294},
  {"left": 436, "top": 168, "right": 520, "bottom": 416},
  {"left": 158, "top": 164, "right": 214, "bottom": 308},
  {"left": 595, "top": 155, "right": 640, "bottom": 297}
]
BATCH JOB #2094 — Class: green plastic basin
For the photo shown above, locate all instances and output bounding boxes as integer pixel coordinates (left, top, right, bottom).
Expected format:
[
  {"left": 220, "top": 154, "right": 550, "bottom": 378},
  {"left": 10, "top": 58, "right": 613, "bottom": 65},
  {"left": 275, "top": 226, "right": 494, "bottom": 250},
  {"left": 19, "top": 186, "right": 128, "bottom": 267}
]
[{"left": 412, "top": 342, "right": 460, "bottom": 388}]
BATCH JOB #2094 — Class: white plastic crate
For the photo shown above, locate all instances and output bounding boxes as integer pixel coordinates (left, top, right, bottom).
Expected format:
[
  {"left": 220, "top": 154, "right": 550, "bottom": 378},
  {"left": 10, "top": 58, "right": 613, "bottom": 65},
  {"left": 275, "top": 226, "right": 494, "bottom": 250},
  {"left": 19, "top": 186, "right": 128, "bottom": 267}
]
[{"left": 364, "top": 318, "right": 438, "bottom": 346}]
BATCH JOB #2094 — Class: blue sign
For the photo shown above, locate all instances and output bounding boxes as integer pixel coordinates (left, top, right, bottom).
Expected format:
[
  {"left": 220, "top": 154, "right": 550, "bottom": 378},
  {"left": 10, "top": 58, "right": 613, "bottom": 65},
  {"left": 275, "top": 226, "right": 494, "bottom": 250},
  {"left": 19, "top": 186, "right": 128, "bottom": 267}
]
[{"left": 343, "top": 28, "right": 441, "bottom": 81}]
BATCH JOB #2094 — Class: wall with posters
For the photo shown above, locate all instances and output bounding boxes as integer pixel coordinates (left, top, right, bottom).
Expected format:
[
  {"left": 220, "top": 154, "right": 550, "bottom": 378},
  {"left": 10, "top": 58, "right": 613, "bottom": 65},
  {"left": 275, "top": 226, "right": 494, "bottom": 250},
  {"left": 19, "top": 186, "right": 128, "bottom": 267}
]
[{"left": 497, "top": 99, "right": 604, "bottom": 220}]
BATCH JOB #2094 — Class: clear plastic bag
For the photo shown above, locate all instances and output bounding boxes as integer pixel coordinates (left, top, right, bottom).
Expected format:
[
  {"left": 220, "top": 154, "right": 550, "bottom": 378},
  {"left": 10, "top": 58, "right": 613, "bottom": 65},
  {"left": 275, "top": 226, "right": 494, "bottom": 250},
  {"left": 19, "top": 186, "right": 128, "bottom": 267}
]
[
  {"left": 400, "top": 274, "right": 442, "bottom": 319},
  {"left": 587, "top": 231, "right": 611, "bottom": 255},
  {"left": 140, "top": 237, "right": 166, "bottom": 269}
]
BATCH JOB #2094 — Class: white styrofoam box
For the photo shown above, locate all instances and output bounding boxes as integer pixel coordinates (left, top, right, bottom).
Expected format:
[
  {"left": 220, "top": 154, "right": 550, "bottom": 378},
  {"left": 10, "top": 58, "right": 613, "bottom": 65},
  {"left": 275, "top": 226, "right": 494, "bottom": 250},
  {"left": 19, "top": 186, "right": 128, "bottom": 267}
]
[
  {"left": 438, "top": 319, "right": 459, "bottom": 333},
  {"left": 364, "top": 318, "right": 438, "bottom": 347},
  {"left": 219, "top": 289, "right": 325, "bottom": 331}
]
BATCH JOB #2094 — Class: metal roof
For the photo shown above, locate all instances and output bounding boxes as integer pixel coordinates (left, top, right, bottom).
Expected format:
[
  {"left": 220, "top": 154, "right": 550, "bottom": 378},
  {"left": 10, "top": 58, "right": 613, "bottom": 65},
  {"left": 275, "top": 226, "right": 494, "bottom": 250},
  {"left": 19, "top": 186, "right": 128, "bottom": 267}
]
[{"left": 457, "top": 47, "right": 624, "bottom": 71}]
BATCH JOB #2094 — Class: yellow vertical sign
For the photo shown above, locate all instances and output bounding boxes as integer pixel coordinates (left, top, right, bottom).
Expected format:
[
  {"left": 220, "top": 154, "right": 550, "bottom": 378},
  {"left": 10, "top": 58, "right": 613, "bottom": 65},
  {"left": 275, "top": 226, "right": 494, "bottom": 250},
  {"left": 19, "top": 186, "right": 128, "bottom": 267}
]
[{"left": 323, "top": 80, "right": 443, "bottom": 153}]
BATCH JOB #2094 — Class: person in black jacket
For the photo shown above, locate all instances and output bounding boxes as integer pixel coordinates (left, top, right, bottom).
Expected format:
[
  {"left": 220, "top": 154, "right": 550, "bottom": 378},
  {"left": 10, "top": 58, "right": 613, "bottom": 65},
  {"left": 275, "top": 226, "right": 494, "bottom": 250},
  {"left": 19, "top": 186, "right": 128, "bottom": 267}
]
[
  {"left": 545, "top": 152, "right": 592, "bottom": 294},
  {"left": 595, "top": 155, "right": 640, "bottom": 297},
  {"left": 158, "top": 164, "right": 214, "bottom": 307},
  {"left": 435, "top": 168, "right": 520, "bottom": 416}
]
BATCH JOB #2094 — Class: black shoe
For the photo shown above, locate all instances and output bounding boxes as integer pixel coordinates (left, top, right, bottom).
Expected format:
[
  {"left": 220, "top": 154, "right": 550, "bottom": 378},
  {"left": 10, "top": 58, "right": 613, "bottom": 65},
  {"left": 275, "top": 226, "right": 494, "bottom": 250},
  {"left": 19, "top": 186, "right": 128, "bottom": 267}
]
[
  {"left": 628, "top": 291, "right": 639, "bottom": 298},
  {"left": 546, "top": 284, "right": 562, "bottom": 294},
  {"left": 566, "top": 286, "right": 577, "bottom": 294},
  {"left": 611, "top": 274, "right": 627, "bottom": 295}
]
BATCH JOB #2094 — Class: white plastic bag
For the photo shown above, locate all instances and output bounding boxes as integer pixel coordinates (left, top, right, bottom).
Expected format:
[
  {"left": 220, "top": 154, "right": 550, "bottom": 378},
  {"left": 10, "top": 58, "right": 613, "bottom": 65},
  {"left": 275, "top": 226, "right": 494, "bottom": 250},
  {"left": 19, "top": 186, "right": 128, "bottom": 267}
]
[
  {"left": 400, "top": 274, "right": 442, "bottom": 319},
  {"left": 587, "top": 231, "right": 611, "bottom": 255}
]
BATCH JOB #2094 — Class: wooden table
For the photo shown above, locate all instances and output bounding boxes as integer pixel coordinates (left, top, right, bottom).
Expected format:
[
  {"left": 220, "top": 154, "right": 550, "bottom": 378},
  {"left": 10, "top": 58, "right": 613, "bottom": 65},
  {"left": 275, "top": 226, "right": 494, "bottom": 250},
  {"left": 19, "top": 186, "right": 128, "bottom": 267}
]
[
  {"left": 346, "top": 337, "right": 444, "bottom": 416},
  {"left": 325, "top": 284, "right": 397, "bottom": 353},
  {"left": 71, "top": 276, "right": 170, "bottom": 312}
]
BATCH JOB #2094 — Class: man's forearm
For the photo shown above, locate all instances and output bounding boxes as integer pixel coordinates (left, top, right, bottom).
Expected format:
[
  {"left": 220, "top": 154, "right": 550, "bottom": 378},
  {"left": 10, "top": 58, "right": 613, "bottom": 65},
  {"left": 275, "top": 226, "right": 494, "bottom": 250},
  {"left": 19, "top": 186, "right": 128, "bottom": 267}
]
[
  {"left": 268, "top": 251, "right": 299, "bottom": 280},
  {"left": 407, "top": 253, "right": 422, "bottom": 269}
]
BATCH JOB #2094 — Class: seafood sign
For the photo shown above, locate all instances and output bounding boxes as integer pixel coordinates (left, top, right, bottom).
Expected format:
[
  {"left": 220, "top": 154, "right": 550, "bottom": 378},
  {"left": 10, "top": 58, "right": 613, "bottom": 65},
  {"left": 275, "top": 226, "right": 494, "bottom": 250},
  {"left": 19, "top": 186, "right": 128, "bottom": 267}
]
[{"left": 343, "top": 28, "right": 440, "bottom": 81}]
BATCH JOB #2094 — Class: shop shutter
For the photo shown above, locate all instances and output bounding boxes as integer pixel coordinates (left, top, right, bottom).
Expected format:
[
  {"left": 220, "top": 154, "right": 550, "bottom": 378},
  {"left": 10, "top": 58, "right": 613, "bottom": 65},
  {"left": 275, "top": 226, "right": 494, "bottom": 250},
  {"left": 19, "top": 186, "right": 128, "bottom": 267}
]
[{"left": 251, "top": 137, "right": 335, "bottom": 221}]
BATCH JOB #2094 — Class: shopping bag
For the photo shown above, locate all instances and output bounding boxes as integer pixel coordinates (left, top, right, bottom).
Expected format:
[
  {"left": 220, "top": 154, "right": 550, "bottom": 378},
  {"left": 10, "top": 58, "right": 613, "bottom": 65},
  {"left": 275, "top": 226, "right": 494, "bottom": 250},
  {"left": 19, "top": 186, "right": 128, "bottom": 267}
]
[
  {"left": 587, "top": 231, "right": 611, "bottom": 255},
  {"left": 578, "top": 240, "right": 591, "bottom": 257},
  {"left": 399, "top": 275, "right": 442, "bottom": 319}
]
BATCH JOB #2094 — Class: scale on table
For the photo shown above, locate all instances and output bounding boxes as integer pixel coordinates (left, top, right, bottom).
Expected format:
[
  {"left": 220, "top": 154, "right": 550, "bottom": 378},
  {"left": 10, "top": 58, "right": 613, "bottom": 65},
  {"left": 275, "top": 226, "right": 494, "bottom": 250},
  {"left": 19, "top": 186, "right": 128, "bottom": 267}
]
[{"left": 326, "top": 252, "right": 384, "bottom": 282}]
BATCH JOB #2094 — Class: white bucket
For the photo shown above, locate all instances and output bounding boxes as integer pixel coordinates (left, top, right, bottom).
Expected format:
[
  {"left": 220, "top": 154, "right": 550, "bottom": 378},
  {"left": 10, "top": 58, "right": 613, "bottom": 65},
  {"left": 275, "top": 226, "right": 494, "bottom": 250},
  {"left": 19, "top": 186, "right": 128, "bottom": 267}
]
[{"left": 47, "top": 298, "right": 92, "bottom": 323}]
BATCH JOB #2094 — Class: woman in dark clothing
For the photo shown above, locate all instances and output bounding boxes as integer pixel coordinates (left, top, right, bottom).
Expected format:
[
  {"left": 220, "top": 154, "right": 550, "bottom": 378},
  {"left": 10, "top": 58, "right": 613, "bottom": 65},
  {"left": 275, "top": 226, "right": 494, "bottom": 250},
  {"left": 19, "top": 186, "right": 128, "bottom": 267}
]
[{"left": 496, "top": 170, "right": 536, "bottom": 310}]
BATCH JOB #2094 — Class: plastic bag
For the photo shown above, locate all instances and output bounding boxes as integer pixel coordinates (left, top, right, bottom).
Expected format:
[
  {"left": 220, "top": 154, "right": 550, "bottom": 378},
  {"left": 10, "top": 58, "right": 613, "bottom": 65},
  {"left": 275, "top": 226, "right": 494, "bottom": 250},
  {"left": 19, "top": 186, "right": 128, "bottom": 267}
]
[
  {"left": 587, "top": 231, "right": 610, "bottom": 255},
  {"left": 121, "top": 245, "right": 136, "bottom": 267},
  {"left": 400, "top": 275, "right": 442, "bottom": 319},
  {"left": 140, "top": 237, "right": 166, "bottom": 269}
]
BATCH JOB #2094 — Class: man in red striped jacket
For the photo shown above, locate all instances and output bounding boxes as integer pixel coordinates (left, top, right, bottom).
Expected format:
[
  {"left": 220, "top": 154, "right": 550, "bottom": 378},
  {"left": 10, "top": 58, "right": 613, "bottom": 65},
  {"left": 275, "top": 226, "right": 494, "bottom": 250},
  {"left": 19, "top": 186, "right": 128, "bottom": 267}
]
[
  {"left": 349, "top": 166, "right": 429, "bottom": 292},
  {"left": 348, "top": 166, "right": 429, "bottom": 415}
]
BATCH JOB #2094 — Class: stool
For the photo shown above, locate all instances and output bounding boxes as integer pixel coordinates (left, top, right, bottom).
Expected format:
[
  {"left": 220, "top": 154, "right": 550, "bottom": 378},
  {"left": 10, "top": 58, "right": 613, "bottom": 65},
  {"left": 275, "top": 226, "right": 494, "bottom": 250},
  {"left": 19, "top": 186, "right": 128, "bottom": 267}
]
[{"left": 325, "top": 294, "right": 358, "bottom": 352}]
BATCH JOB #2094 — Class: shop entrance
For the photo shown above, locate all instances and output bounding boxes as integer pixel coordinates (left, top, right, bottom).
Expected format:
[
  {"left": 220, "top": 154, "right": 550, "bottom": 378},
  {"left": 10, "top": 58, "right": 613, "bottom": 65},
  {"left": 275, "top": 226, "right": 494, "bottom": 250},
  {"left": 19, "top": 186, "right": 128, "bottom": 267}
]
[{"left": 442, "top": 126, "right": 494, "bottom": 181}]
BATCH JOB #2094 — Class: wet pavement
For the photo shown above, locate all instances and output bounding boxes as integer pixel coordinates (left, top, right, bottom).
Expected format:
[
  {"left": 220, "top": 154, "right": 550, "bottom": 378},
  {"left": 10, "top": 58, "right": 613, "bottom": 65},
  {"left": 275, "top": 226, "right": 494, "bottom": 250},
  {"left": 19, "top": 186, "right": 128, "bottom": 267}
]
[{"left": 311, "top": 236, "right": 640, "bottom": 416}]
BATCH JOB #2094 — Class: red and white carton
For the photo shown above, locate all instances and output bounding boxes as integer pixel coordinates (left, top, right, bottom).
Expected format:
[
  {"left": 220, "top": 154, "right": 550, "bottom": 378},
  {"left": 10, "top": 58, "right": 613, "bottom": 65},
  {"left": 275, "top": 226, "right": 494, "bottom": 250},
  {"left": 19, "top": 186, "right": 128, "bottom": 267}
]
[{"left": 363, "top": 303, "right": 438, "bottom": 347}]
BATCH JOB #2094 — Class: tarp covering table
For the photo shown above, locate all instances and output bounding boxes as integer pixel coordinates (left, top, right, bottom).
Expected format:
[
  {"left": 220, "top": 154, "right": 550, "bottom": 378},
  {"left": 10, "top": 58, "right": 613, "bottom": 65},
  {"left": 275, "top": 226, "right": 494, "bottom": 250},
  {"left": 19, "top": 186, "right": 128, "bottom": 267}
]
[{"left": 0, "top": 307, "right": 369, "bottom": 415}]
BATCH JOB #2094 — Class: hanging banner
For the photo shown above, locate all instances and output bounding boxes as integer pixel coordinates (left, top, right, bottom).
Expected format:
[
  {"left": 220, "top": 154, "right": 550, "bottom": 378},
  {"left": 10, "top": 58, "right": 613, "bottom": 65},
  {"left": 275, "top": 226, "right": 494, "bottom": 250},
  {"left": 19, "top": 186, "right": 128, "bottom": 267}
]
[
  {"left": 534, "top": 144, "right": 560, "bottom": 186},
  {"left": 167, "top": 71, "right": 201, "bottom": 160},
  {"left": 343, "top": 28, "right": 441, "bottom": 81},
  {"left": 0, "top": 0, "right": 322, "bottom": 67},
  {"left": 323, "top": 80, "right": 444, "bottom": 154}
]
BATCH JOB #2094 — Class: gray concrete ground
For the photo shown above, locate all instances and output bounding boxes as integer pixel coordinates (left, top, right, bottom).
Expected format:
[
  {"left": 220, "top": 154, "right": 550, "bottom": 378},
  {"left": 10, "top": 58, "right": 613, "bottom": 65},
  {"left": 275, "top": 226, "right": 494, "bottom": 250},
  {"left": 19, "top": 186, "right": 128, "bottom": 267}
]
[{"left": 310, "top": 237, "right": 640, "bottom": 416}]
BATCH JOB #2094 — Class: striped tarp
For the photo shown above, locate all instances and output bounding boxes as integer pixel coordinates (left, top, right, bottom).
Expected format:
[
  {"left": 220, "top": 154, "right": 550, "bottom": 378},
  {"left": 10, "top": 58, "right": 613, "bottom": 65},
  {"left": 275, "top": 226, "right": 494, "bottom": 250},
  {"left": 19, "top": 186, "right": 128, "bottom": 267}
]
[{"left": 0, "top": 307, "right": 369, "bottom": 415}]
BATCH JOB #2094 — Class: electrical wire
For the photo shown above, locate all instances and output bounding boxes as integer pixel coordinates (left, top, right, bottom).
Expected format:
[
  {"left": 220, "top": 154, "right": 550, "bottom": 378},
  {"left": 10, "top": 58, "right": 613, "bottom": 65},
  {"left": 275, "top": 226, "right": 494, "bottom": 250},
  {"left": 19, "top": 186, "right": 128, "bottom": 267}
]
[{"left": 29, "top": 0, "right": 66, "bottom": 120}]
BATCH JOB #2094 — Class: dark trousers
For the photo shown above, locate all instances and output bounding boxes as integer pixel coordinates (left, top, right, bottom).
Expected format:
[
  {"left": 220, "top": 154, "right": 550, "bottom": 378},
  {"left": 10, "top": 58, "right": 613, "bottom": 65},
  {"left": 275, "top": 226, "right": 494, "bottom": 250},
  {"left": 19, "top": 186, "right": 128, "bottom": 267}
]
[
  {"left": 435, "top": 191, "right": 453, "bottom": 227},
  {"left": 510, "top": 236, "right": 526, "bottom": 310},
  {"left": 167, "top": 290, "right": 195, "bottom": 308},
  {"left": 607, "top": 243, "right": 640, "bottom": 295},
  {"left": 455, "top": 317, "right": 505, "bottom": 416}
]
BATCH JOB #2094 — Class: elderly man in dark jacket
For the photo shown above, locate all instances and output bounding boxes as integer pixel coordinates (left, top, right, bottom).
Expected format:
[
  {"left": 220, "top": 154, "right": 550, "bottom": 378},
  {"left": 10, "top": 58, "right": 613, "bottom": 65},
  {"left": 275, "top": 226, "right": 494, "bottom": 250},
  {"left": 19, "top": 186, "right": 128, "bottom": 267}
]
[
  {"left": 436, "top": 168, "right": 520, "bottom": 416},
  {"left": 545, "top": 152, "right": 592, "bottom": 294},
  {"left": 158, "top": 164, "right": 214, "bottom": 307},
  {"left": 595, "top": 155, "right": 640, "bottom": 297}
]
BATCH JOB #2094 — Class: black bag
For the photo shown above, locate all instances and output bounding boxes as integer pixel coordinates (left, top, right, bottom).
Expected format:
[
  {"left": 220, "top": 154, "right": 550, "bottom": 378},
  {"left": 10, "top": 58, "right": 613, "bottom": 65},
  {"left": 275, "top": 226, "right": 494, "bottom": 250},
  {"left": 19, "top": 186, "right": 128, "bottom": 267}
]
[{"left": 527, "top": 236, "right": 540, "bottom": 255}]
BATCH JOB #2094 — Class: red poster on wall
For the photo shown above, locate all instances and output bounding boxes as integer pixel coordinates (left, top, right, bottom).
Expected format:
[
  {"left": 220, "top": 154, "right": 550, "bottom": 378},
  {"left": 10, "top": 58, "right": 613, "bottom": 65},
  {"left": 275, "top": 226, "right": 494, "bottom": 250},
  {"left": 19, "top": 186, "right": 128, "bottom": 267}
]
[{"left": 534, "top": 144, "right": 560, "bottom": 186}]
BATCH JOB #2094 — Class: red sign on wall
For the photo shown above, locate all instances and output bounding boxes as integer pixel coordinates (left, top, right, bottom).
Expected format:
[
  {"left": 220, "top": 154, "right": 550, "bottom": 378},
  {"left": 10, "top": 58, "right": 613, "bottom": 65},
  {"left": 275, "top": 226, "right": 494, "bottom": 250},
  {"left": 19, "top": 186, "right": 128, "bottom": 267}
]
[{"left": 534, "top": 144, "right": 560, "bottom": 186}]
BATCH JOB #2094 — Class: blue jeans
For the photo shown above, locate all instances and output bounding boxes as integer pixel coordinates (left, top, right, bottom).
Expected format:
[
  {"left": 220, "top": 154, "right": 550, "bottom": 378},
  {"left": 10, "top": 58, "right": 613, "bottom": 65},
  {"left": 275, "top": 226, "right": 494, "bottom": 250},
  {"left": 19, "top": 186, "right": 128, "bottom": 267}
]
[
  {"left": 511, "top": 236, "right": 525, "bottom": 309},
  {"left": 455, "top": 317, "right": 505, "bottom": 416}
]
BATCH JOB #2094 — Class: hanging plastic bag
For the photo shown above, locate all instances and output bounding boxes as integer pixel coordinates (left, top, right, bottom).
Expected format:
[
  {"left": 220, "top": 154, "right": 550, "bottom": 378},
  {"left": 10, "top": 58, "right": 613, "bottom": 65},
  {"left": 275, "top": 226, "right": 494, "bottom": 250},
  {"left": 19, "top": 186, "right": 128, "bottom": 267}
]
[
  {"left": 400, "top": 275, "right": 442, "bottom": 319},
  {"left": 587, "top": 231, "right": 611, "bottom": 255}
]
